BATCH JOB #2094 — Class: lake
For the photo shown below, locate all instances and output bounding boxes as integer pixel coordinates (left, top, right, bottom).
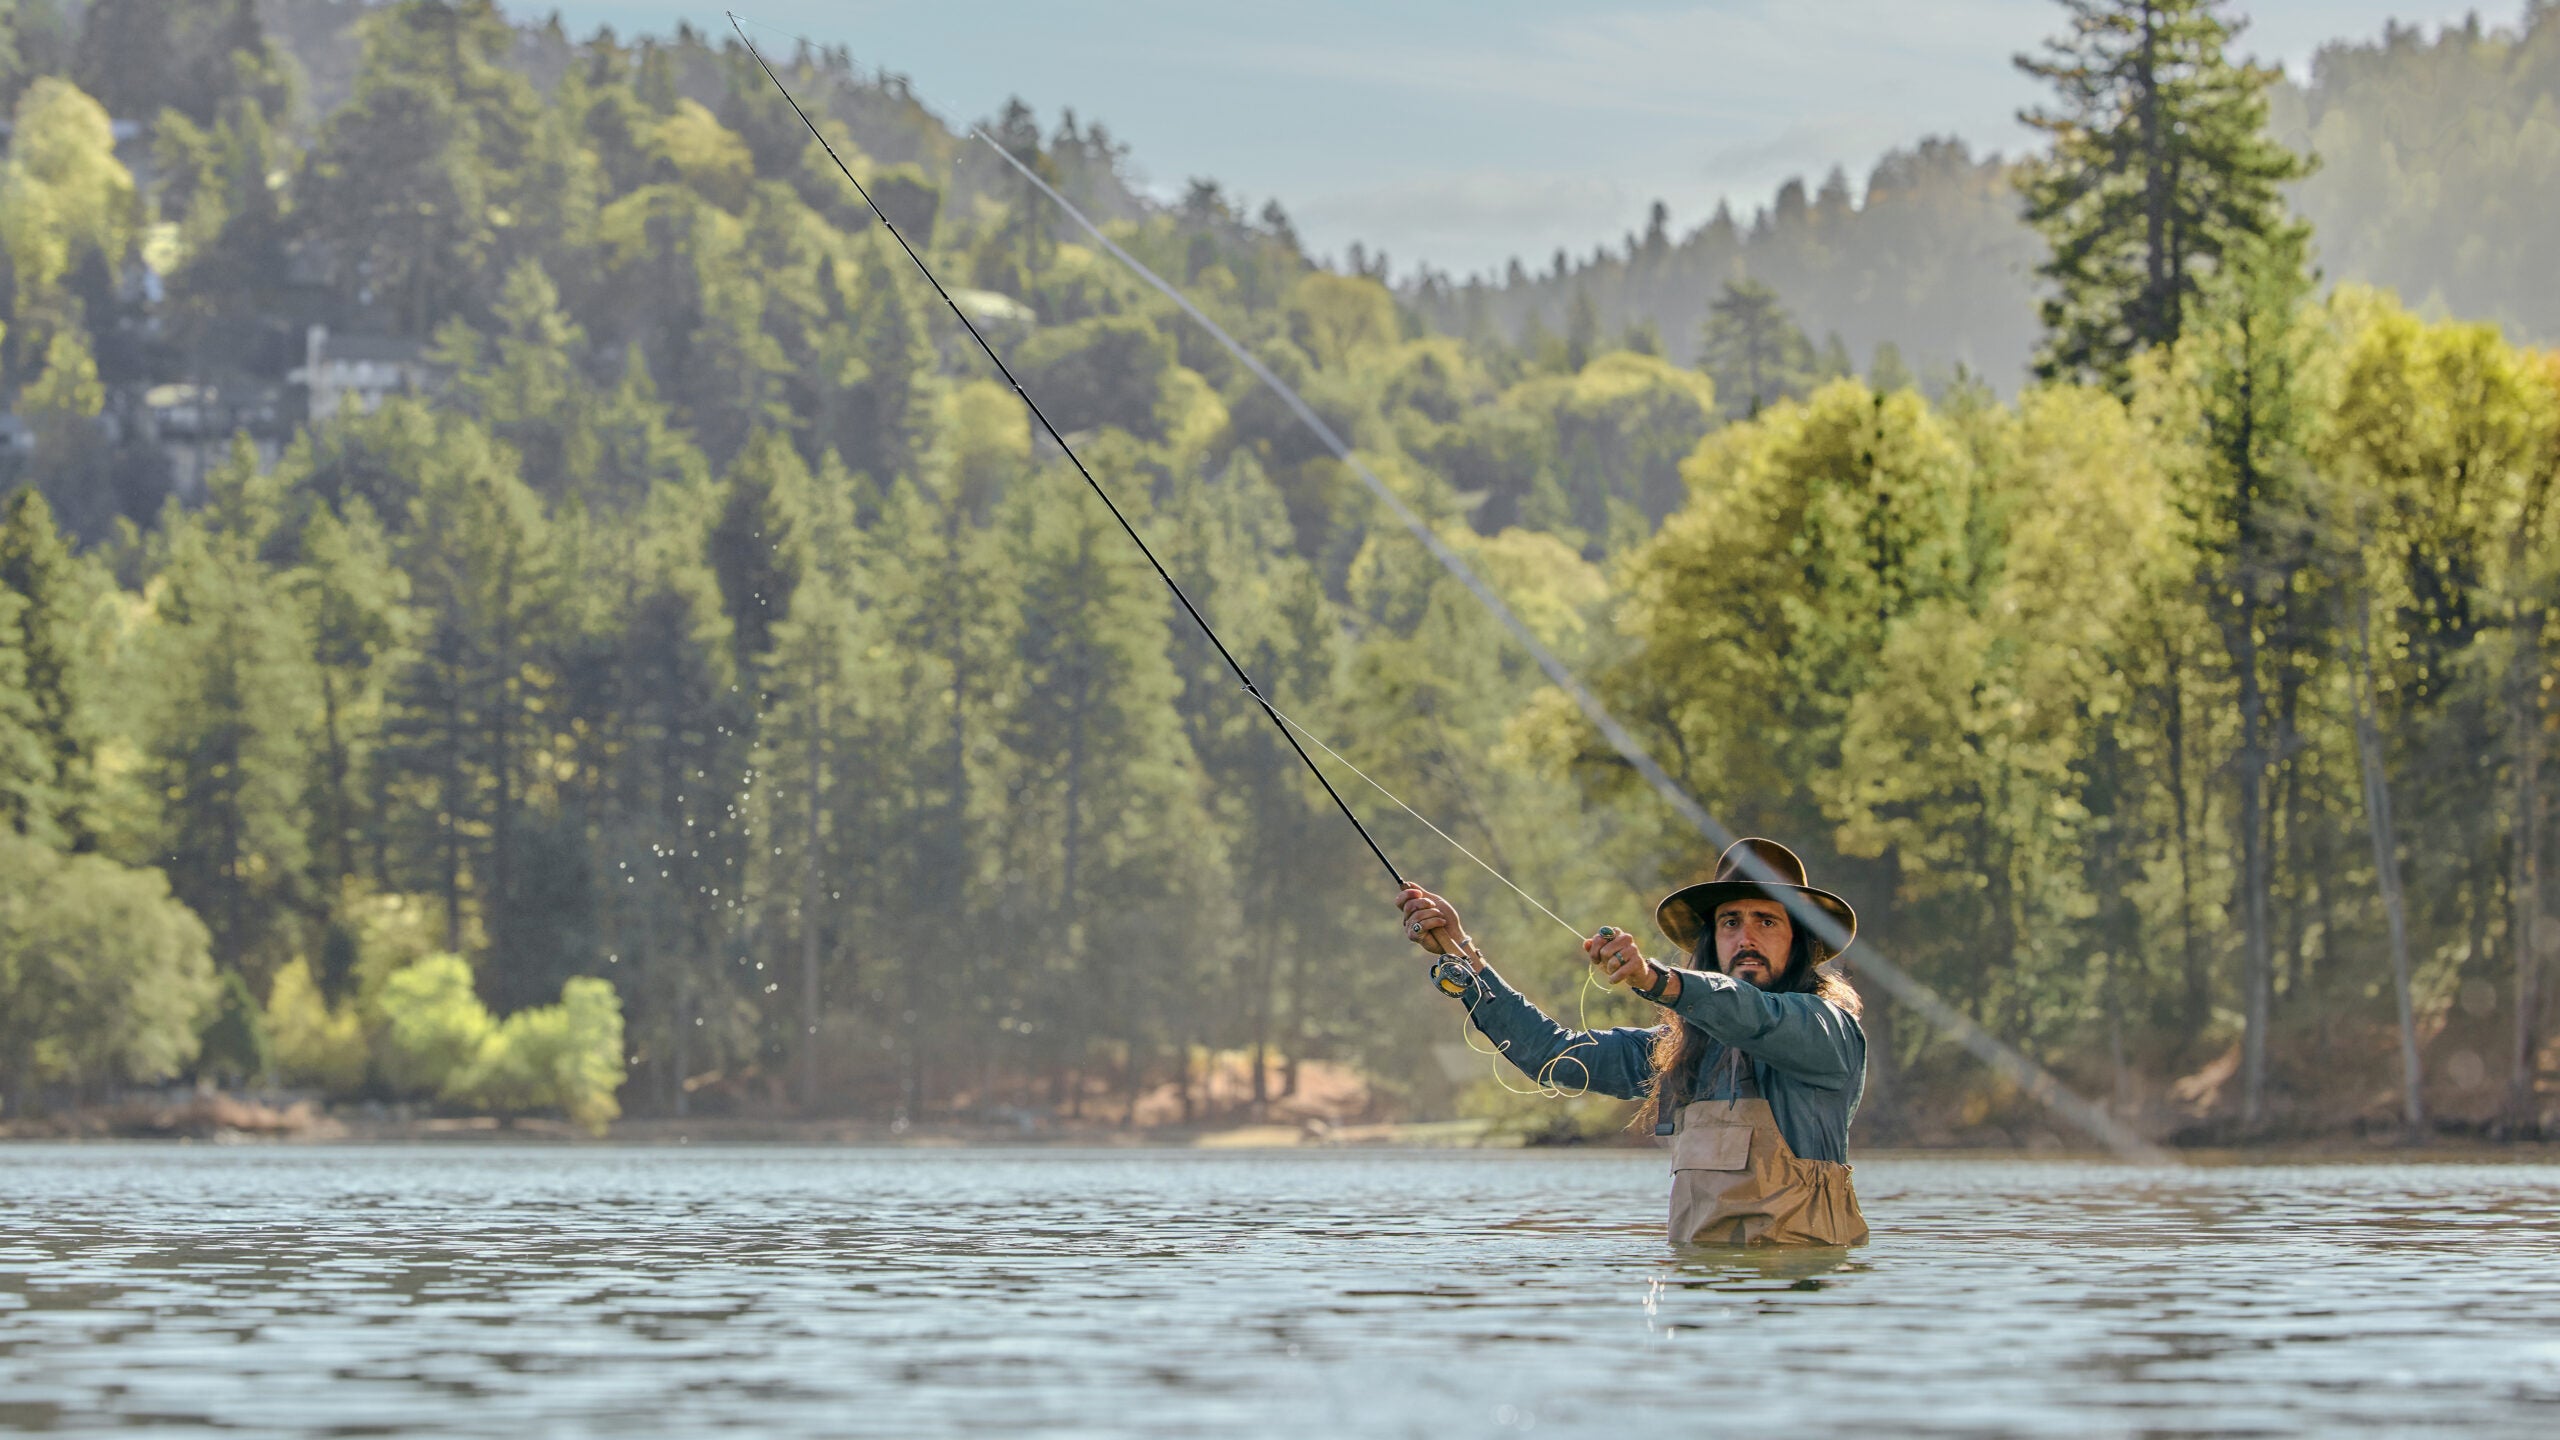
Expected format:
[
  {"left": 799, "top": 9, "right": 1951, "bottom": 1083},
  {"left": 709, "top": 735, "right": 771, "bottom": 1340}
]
[{"left": 3, "top": 1145, "right": 2557, "bottom": 1436}]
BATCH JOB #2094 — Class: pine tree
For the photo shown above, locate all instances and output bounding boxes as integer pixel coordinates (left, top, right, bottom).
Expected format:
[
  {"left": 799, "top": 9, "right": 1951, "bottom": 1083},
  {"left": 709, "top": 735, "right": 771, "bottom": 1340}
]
[
  {"left": 0, "top": 488, "right": 99, "bottom": 847},
  {"left": 750, "top": 464, "right": 868, "bottom": 1108},
  {"left": 1000, "top": 455, "right": 1215, "bottom": 1119},
  {"left": 598, "top": 488, "right": 746, "bottom": 1115},
  {"left": 2016, "top": 0, "right": 2310, "bottom": 391},
  {"left": 294, "top": 496, "right": 412, "bottom": 902},
  {"left": 141, "top": 486, "right": 320, "bottom": 979},
  {"left": 434, "top": 260, "right": 600, "bottom": 499},
  {"left": 379, "top": 422, "right": 559, "bottom": 977},
  {"left": 858, "top": 470, "right": 1019, "bottom": 1117},
  {"left": 834, "top": 239, "right": 938, "bottom": 485},
  {"left": 302, "top": 0, "right": 541, "bottom": 331},
  {"left": 707, "top": 429, "right": 814, "bottom": 672},
  {"left": 1696, "top": 279, "right": 1814, "bottom": 419}
]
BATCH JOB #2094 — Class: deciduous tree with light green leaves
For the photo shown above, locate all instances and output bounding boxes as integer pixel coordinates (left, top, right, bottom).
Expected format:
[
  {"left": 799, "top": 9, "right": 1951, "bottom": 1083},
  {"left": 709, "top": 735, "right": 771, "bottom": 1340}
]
[{"left": 0, "top": 832, "right": 216, "bottom": 1114}]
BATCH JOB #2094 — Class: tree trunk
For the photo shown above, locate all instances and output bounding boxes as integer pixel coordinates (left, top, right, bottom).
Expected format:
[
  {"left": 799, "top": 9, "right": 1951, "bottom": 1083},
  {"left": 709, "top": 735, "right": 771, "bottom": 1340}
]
[
  {"left": 672, "top": 975, "right": 693, "bottom": 1119},
  {"left": 1250, "top": 926, "right": 1274, "bottom": 1114},
  {"left": 2165, "top": 641, "right": 2207, "bottom": 1041},
  {"left": 2275, "top": 671, "right": 2308, "bottom": 1001},
  {"left": 319, "top": 668, "right": 354, "bottom": 889},
  {"left": 2507, "top": 608, "right": 2546, "bottom": 1138},
  {"left": 2238, "top": 586, "right": 2273, "bottom": 1129},
  {"left": 2137, "top": 2, "right": 2172, "bottom": 346},
  {"left": 1121, "top": 1039, "right": 1141, "bottom": 1128},
  {"left": 441, "top": 669, "right": 465, "bottom": 951},
  {"left": 801, "top": 706, "right": 825, "bottom": 1111},
  {"left": 2352, "top": 599, "right": 2426, "bottom": 1139},
  {"left": 491, "top": 550, "right": 518, "bottom": 974}
]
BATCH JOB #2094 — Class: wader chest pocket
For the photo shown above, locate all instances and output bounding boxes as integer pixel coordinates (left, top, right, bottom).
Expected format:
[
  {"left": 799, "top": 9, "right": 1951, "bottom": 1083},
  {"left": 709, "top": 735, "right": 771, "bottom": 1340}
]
[{"left": 1670, "top": 1124, "right": 1751, "bottom": 1172}]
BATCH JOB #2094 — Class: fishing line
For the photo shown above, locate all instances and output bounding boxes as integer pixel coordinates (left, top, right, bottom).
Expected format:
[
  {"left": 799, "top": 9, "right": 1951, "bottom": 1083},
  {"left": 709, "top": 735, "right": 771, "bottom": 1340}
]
[
  {"left": 727, "top": 12, "right": 1409, "bottom": 898},
  {"left": 1249, "top": 692, "right": 1581, "bottom": 944},
  {"left": 968, "top": 128, "right": 2175, "bottom": 1164},
  {"left": 1242, "top": 686, "right": 1613, "bottom": 1099}
]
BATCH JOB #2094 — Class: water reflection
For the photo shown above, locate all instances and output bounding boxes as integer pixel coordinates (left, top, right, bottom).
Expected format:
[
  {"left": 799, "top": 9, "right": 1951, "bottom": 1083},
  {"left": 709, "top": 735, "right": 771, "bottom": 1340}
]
[{"left": 3, "top": 1147, "right": 2558, "bottom": 1437}]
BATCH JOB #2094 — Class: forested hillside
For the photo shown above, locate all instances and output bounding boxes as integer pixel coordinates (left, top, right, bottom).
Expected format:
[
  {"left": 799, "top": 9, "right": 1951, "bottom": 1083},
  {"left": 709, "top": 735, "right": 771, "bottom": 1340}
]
[
  {"left": 2, "top": 0, "right": 2557, "bottom": 1144},
  {"left": 1428, "top": 3, "right": 2560, "bottom": 396}
]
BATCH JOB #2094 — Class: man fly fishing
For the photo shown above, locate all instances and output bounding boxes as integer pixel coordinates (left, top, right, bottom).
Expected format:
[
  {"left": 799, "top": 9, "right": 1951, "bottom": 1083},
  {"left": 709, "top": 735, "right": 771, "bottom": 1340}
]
[{"left": 1397, "top": 838, "right": 1869, "bottom": 1246}]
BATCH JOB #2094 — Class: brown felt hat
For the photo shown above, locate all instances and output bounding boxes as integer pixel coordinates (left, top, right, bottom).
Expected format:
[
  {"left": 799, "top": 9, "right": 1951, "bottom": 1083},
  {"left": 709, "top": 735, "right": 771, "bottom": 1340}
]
[{"left": 1654, "top": 837, "right": 1857, "bottom": 956}]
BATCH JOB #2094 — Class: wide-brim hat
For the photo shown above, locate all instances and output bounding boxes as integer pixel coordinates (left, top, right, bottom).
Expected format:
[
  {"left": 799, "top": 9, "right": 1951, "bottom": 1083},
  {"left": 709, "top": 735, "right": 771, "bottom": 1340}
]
[{"left": 1654, "top": 837, "right": 1857, "bottom": 957}]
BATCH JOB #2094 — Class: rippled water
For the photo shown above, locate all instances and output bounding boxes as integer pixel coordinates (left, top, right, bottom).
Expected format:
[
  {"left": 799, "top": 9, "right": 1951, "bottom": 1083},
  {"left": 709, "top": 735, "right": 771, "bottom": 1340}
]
[{"left": 4, "top": 1146, "right": 2558, "bottom": 1437}]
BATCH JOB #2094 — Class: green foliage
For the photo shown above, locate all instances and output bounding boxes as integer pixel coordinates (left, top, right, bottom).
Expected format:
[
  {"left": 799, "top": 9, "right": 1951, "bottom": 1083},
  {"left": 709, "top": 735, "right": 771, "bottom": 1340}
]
[
  {"left": 374, "top": 952, "right": 494, "bottom": 1098},
  {"left": 1016, "top": 314, "right": 1178, "bottom": 440},
  {"left": 265, "top": 957, "right": 367, "bottom": 1093},
  {"left": 195, "top": 969, "right": 271, "bottom": 1085},
  {"left": 7, "top": 0, "right": 2560, "bottom": 1141},
  {"left": 301, "top": 0, "right": 542, "bottom": 333},
  {"left": 0, "top": 75, "right": 130, "bottom": 310},
  {"left": 138, "top": 470, "right": 320, "bottom": 975},
  {"left": 0, "top": 487, "right": 101, "bottom": 846},
  {"left": 1432, "top": 8, "right": 2560, "bottom": 396},
  {"left": 371, "top": 952, "right": 626, "bottom": 1132},
  {"left": 2276, "top": 7, "right": 2560, "bottom": 345},
  {"left": 454, "top": 975, "right": 625, "bottom": 1135},
  {"left": 0, "top": 832, "right": 216, "bottom": 1107}
]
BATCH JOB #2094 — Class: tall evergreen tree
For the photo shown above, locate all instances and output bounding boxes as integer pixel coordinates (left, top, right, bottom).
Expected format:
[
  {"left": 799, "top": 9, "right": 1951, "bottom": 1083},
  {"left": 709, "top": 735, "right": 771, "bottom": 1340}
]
[
  {"left": 140, "top": 475, "right": 318, "bottom": 981},
  {"left": 294, "top": 496, "right": 412, "bottom": 909},
  {"left": 1696, "top": 278, "right": 1813, "bottom": 420},
  {"left": 433, "top": 260, "right": 600, "bottom": 499},
  {"left": 379, "top": 421, "right": 558, "bottom": 977},
  {"left": 2016, "top": 0, "right": 2310, "bottom": 391},
  {"left": 1001, "top": 457, "right": 1219, "bottom": 1118},
  {"left": 302, "top": 0, "right": 541, "bottom": 332},
  {"left": 0, "top": 488, "right": 98, "bottom": 847},
  {"left": 597, "top": 487, "right": 744, "bottom": 1114}
]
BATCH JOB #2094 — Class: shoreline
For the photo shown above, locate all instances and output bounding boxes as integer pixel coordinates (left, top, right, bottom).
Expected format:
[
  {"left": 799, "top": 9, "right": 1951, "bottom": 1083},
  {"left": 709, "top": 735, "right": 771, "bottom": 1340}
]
[{"left": 9, "top": 1097, "right": 2560, "bottom": 1162}]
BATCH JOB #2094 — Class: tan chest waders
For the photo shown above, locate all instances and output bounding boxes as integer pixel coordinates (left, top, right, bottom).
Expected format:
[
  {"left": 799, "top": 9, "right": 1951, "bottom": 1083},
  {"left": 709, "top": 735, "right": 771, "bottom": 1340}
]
[{"left": 1667, "top": 1097, "right": 1868, "bottom": 1246}]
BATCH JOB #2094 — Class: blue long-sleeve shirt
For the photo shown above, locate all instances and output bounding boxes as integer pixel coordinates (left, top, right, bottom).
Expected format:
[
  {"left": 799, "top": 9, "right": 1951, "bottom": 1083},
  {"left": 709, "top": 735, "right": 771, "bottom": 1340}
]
[{"left": 1459, "top": 961, "right": 1867, "bottom": 1163}]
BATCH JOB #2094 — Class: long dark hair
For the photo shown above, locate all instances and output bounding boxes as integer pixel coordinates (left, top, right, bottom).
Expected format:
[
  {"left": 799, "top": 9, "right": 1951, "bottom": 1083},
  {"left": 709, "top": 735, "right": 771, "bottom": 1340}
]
[{"left": 1631, "top": 926, "right": 1860, "bottom": 1133}]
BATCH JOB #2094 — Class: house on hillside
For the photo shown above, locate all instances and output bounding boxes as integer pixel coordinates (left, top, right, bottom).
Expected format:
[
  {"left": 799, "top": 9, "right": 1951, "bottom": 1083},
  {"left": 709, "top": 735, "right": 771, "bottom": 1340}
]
[
  {"left": 292, "top": 325, "right": 437, "bottom": 424},
  {"left": 147, "top": 383, "right": 291, "bottom": 498}
]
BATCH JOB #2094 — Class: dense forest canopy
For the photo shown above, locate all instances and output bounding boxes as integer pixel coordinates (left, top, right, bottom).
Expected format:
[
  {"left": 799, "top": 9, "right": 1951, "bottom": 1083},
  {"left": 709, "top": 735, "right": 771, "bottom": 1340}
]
[{"left": 2, "top": 0, "right": 2557, "bottom": 1145}]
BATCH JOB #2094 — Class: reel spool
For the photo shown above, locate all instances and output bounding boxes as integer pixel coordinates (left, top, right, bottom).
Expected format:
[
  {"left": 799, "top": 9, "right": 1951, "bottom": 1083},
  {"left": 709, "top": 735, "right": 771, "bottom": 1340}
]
[{"left": 1431, "top": 955, "right": 1477, "bottom": 998}]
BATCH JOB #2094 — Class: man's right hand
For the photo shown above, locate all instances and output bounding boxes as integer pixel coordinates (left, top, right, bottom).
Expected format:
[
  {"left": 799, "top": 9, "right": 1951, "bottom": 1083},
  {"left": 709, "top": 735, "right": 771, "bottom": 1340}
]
[{"left": 1397, "top": 884, "right": 1469, "bottom": 959}]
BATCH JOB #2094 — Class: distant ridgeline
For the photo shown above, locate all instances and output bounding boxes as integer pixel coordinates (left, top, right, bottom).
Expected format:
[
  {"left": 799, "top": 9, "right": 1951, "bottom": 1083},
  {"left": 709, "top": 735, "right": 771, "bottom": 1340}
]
[
  {"left": 1410, "top": 5, "right": 2560, "bottom": 393},
  {"left": 2, "top": 0, "right": 2558, "bottom": 1147}
]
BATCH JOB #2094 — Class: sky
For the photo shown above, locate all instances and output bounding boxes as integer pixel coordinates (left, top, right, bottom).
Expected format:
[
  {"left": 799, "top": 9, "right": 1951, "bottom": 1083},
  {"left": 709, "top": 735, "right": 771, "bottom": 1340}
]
[{"left": 543, "top": 1, "right": 2506, "bottom": 279}]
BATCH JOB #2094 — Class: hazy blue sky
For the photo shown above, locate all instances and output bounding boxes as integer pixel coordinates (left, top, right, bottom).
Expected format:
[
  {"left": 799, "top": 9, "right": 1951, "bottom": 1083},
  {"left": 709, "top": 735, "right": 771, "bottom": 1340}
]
[{"left": 544, "top": 1, "right": 2502, "bottom": 278}]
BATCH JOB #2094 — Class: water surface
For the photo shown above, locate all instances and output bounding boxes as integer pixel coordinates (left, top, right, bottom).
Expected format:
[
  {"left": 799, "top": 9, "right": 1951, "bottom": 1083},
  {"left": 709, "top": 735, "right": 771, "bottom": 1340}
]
[{"left": 4, "top": 1146, "right": 2557, "bottom": 1436}]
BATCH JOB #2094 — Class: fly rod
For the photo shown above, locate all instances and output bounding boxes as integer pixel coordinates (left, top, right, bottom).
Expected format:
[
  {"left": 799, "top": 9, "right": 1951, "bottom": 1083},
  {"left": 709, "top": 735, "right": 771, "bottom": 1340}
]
[{"left": 727, "top": 14, "right": 1413, "bottom": 901}]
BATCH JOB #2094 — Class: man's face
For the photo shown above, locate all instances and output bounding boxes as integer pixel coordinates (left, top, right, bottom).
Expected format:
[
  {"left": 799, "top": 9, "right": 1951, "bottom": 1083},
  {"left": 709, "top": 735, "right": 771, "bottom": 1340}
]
[{"left": 1713, "top": 898, "right": 1793, "bottom": 988}]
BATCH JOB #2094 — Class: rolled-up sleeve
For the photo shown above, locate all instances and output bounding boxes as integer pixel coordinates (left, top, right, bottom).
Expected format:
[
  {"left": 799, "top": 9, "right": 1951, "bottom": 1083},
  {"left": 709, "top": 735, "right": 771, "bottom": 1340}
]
[
  {"left": 1458, "top": 963, "right": 1662, "bottom": 1100},
  {"left": 1660, "top": 968, "right": 1860, "bottom": 1090}
]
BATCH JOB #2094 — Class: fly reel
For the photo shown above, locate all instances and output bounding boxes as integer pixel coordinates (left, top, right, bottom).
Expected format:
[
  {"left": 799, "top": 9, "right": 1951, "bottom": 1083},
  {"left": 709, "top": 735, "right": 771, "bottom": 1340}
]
[{"left": 1431, "top": 955, "right": 1478, "bottom": 999}]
